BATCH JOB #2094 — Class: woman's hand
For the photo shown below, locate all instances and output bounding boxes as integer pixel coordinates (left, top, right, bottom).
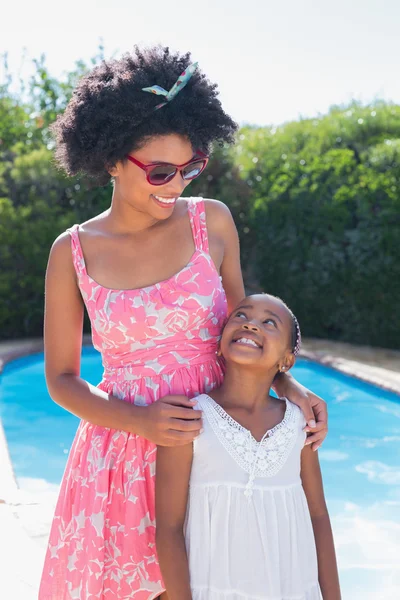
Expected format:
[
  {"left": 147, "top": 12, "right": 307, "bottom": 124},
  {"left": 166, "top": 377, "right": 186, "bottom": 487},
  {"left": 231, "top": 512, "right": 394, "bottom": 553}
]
[
  {"left": 136, "top": 395, "right": 203, "bottom": 446},
  {"left": 296, "top": 385, "right": 328, "bottom": 451},
  {"left": 274, "top": 374, "right": 328, "bottom": 451},
  {"left": 301, "top": 387, "right": 328, "bottom": 451}
]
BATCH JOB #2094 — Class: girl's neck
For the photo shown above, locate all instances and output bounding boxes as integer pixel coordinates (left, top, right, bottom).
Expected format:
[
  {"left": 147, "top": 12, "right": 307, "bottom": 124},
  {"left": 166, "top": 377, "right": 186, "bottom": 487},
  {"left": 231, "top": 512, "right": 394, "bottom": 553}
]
[{"left": 214, "top": 364, "right": 277, "bottom": 411}]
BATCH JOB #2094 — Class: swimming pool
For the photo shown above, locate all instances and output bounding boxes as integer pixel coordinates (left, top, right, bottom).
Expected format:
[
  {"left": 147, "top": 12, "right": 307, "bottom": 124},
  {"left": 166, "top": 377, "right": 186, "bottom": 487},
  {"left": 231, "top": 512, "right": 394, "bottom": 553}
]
[{"left": 1, "top": 349, "right": 399, "bottom": 599}]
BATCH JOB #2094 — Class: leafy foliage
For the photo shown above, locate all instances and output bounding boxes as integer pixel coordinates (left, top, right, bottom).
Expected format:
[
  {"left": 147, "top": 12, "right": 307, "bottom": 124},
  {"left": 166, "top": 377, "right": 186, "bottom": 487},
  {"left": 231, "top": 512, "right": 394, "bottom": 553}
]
[{"left": 237, "top": 104, "right": 400, "bottom": 347}]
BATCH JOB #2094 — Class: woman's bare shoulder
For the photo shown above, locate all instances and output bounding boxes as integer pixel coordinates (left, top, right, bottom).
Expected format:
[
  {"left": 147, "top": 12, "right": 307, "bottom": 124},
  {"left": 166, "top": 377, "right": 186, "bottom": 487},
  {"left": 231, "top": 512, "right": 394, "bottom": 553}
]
[{"left": 202, "top": 198, "right": 235, "bottom": 231}]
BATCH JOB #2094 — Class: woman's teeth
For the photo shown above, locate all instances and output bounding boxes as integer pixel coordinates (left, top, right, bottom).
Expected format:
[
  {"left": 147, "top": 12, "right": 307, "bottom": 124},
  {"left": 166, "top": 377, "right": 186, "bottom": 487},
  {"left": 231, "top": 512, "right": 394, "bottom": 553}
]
[
  {"left": 234, "top": 338, "right": 260, "bottom": 348},
  {"left": 153, "top": 195, "right": 177, "bottom": 204}
]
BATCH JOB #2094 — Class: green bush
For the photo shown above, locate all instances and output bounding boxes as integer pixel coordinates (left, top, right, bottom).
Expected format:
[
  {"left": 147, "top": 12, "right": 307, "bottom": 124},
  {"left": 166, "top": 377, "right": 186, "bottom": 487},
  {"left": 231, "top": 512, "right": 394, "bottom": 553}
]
[
  {"left": 238, "top": 103, "right": 400, "bottom": 348},
  {"left": 0, "top": 197, "right": 74, "bottom": 337}
]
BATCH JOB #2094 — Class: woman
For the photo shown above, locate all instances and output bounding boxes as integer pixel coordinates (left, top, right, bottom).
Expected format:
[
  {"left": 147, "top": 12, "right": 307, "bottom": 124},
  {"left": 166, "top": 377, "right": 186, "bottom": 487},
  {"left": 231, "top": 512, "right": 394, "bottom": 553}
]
[{"left": 39, "top": 46, "right": 327, "bottom": 600}]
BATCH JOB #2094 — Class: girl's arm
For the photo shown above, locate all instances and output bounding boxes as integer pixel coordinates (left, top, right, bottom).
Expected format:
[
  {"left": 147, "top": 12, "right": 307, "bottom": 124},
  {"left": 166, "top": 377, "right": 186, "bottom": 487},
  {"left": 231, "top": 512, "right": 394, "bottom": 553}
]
[
  {"left": 205, "top": 199, "right": 328, "bottom": 449},
  {"left": 155, "top": 444, "right": 194, "bottom": 600},
  {"left": 301, "top": 446, "right": 341, "bottom": 599},
  {"left": 44, "top": 234, "right": 202, "bottom": 446}
]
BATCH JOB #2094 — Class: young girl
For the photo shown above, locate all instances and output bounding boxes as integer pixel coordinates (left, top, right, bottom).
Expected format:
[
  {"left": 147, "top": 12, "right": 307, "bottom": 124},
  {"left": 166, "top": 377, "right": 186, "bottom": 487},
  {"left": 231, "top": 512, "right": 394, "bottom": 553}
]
[
  {"left": 156, "top": 294, "right": 341, "bottom": 600},
  {"left": 39, "top": 46, "right": 328, "bottom": 599}
]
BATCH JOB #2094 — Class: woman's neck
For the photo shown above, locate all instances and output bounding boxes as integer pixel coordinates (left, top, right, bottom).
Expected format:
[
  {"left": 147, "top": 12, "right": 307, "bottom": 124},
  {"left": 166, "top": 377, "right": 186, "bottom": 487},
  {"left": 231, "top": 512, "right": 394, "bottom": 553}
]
[
  {"left": 214, "top": 364, "right": 277, "bottom": 411},
  {"left": 107, "top": 190, "right": 160, "bottom": 234}
]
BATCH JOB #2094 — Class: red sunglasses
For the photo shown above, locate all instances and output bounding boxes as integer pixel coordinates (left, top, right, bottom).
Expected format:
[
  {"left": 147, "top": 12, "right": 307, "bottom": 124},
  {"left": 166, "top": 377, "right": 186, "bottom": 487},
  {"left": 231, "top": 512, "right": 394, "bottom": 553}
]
[{"left": 126, "top": 151, "right": 209, "bottom": 186}]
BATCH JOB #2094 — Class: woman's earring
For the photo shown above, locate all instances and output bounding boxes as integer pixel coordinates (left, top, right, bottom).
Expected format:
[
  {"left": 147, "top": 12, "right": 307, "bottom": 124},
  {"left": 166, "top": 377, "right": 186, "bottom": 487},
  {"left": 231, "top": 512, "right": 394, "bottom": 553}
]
[{"left": 281, "top": 366, "right": 286, "bottom": 372}]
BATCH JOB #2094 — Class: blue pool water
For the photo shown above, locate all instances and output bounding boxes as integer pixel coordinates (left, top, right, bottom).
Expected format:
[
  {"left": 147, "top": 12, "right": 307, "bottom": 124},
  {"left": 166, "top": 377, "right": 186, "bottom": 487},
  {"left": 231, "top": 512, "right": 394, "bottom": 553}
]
[{"left": 1, "top": 349, "right": 400, "bottom": 599}]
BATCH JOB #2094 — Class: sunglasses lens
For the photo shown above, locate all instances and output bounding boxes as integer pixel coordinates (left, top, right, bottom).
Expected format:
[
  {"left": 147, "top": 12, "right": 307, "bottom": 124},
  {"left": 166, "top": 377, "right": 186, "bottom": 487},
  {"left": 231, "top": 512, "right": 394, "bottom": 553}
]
[
  {"left": 182, "top": 160, "right": 207, "bottom": 180},
  {"left": 148, "top": 165, "right": 177, "bottom": 185}
]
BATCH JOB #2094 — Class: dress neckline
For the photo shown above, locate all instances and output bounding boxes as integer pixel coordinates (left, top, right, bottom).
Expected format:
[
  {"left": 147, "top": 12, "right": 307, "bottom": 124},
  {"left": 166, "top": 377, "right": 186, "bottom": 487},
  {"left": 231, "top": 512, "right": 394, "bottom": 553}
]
[
  {"left": 69, "top": 198, "right": 218, "bottom": 293},
  {"left": 203, "top": 394, "right": 290, "bottom": 444},
  {"left": 74, "top": 225, "right": 201, "bottom": 293}
]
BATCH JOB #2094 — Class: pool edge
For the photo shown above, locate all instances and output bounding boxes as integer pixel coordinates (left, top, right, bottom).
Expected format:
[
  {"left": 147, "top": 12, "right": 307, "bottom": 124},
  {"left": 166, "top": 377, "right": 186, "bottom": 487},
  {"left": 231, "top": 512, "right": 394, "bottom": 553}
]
[
  {"left": 0, "top": 335, "right": 93, "bottom": 374},
  {"left": 300, "top": 349, "right": 400, "bottom": 397}
]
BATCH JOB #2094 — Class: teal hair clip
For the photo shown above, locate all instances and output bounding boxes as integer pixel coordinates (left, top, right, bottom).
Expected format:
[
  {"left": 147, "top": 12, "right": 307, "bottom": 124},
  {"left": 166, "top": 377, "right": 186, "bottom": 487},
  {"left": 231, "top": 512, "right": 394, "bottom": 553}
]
[{"left": 142, "top": 62, "right": 198, "bottom": 110}]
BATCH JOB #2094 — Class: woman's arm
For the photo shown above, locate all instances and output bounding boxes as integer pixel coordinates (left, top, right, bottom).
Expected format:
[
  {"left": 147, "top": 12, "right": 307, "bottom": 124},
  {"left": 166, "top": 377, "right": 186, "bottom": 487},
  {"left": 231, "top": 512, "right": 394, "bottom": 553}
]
[
  {"left": 274, "top": 373, "right": 328, "bottom": 450},
  {"left": 156, "top": 444, "right": 194, "bottom": 600},
  {"left": 301, "top": 446, "right": 341, "bottom": 599},
  {"left": 44, "top": 234, "right": 202, "bottom": 446},
  {"left": 204, "top": 199, "right": 245, "bottom": 312},
  {"left": 205, "top": 199, "right": 328, "bottom": 449}
]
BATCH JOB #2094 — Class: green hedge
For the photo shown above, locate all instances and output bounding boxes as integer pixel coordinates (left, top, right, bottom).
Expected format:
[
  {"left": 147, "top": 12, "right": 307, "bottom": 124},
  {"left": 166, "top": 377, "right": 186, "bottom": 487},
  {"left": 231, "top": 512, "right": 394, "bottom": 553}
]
[
  {"left": 232, "top": 104, "right": 400, "bottom": 348},
  {"left": 0, "top": 197, "right": 73, "bottom": 337}
]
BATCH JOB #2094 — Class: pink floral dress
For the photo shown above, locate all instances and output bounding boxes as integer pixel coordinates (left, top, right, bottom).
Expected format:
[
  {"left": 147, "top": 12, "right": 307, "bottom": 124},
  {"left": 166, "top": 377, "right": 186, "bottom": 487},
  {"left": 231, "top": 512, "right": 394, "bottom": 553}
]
[{"left": 39, "top": 198, "right": 227, "bottom": 599}]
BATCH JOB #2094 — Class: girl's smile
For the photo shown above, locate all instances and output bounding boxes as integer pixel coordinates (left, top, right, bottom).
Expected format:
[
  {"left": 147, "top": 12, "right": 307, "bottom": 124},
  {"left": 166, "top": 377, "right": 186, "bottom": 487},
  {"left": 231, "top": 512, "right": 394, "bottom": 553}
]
[{"left": 232, "top": 335, "right": 262, "bottom": 349}]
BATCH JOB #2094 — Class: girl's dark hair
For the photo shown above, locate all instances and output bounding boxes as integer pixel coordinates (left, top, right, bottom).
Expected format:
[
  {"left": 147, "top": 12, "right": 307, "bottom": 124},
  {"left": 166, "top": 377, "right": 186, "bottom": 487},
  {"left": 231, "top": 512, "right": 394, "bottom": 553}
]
[
  {"left": 267, "top": 295, "right": 302, "bottom": 356},
  {"left": 51, "top": 46, "right": 238, "bottom": 186}
]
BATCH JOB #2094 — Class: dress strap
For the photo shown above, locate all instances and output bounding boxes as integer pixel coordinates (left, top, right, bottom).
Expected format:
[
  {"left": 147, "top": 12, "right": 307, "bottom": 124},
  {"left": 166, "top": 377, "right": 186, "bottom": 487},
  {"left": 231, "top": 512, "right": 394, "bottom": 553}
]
[
  {"left": 66, "top": 224, "right": 88, "bottom": 281},
  {"left": 188, "top": 197, "right": 210, "bottom": 254}
]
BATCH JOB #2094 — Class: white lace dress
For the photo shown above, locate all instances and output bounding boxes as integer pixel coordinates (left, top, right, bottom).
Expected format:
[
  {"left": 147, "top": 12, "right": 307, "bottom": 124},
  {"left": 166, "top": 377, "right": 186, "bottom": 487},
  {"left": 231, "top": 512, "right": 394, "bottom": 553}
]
[{"left": 185, "top": 394, "right": 322, "bottom": 600}]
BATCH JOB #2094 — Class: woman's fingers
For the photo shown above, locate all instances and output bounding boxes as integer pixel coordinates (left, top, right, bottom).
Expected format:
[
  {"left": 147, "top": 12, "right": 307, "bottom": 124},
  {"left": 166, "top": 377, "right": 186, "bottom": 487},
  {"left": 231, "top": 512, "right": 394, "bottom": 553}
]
[
  {"left": 160, "top": 395, "right": 202, "bottom": 420},
  {"left": 304, "top": 428, "right": 328, "bottom": 451},
  {"left": 161, "top": 394, "right": 198, "bottom": 408},
  {"left": 167, "top": 406, "right": 202, "bottom": 420},
  {"left": 296, "top": 395, "right": 316, "bottom": 427},
  {"left": 168, "top": 418, "right": 203, "bottom": 432},
  {"left": 300, "top": 393, "right": 328, "bottom": 453},
  {"left": 309, "top": 393, "right": 328, "bottom": 426},
  {"left": 304, "top": 430, "right": 327, "bottom": 445},
  {"left": 302, "top": 393, "right": 328, "bottom": 451},
  {"left": 303, "top": 421, "right": 326, "bottom": 433}
]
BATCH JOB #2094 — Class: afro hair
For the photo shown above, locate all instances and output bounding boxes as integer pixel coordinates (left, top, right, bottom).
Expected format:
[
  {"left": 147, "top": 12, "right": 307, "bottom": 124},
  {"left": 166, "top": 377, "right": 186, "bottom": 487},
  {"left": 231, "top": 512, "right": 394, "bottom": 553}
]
[{"left": 51, "top": 46, "right": 238, "bottom": 186}]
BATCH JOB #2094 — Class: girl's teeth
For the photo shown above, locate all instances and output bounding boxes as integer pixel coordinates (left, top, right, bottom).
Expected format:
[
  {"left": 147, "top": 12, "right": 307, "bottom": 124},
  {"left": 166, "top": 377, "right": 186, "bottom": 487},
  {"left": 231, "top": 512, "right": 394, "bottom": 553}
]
[
  {"left": 235, "top": 338, "right": 259, "bottom": 347},
  {"left": 154, "top": 195, "right": 177, "bottom": 204}
]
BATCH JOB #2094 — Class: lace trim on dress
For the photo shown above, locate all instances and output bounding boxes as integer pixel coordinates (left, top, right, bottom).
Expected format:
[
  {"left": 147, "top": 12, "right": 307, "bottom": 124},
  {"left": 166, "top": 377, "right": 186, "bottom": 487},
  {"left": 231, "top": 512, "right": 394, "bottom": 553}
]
[{"left": 201, "top": 396, "right": 301, "bottom": 486}]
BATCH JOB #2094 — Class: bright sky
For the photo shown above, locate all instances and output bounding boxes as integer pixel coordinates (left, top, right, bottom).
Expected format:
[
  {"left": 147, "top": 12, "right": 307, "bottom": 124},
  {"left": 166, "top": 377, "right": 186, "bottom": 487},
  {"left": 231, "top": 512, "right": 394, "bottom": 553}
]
[{"left": 2, "top": 0, "right": 400, "bottom": 126}]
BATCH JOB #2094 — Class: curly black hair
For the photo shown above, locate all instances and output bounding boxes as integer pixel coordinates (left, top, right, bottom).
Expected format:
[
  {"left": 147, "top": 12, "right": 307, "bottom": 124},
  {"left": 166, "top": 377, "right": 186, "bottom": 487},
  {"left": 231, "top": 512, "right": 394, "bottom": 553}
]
[{"left": 51, "top": 46, "right": 238, "bottom": 186}]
